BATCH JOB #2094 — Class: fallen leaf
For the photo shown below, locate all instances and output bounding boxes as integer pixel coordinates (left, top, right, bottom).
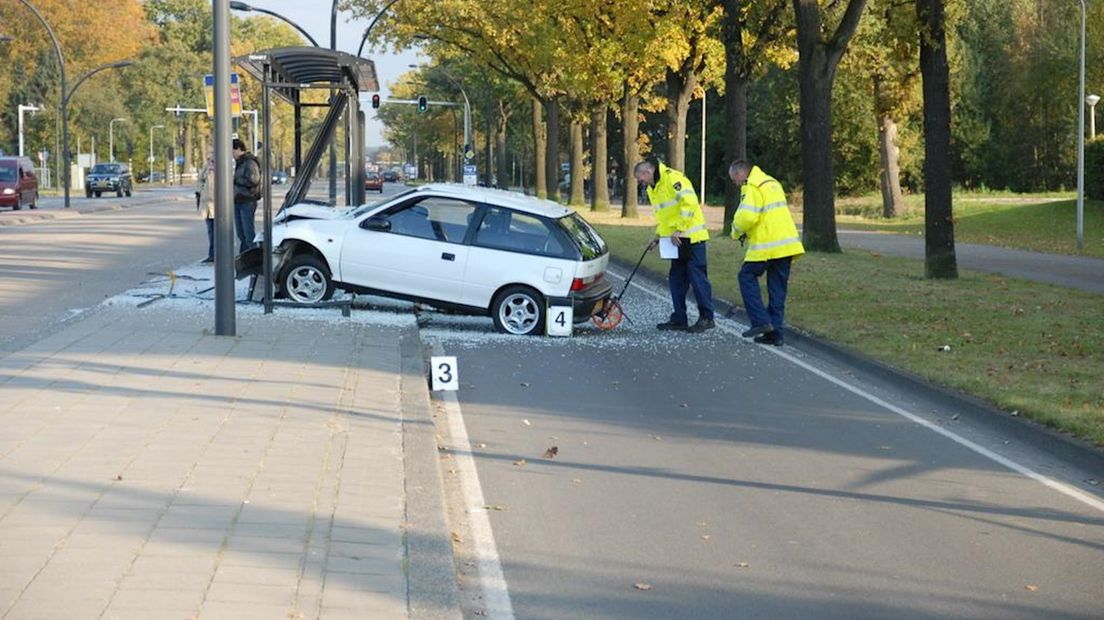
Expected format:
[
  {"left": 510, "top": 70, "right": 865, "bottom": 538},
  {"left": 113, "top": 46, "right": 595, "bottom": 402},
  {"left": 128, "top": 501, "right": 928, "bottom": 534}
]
[
  {"left": 653, "top": 435, "right": 663, "bottom": 441},
  {"left": 513, "top": 459, "right": 527, "bottom": 467},
  {"left": 477, "top": 443, "right": 487, "bottom": 448},
  {"left": 951, "top": 414, "right": 960, "bottom": 421},
  {"left": 680, "top": 403, "right": 688, "bottom": 408},
  {"left": 520, "top": 382, "right": 530, "bottom": 387},
  {"left": 572, "top": 478, "right": 582, "bottom": 484},
  {"left": 696, "top": 522, "right": 708, "bottom": 527},
  {"left": 522, "top": 419, "right": 531, "bottom": 426},
  {"left": 633, "top": 583, "right": 652, "bottom": 591},
  {"left": 484, "top": 505, "right": 505, "bottom": 511},
  {"left": 701, "top": 535, "right": 711, "bottom": 540},
  {"left": 543, "top": 446, "right": 559, "bottom": 458},
  {"left": 451, "top": 532, "right": 463, "bottom": 544},
  {"left": 735, "top": 562, "right": 751, "bottom": 568},
  {"left": 113, "top": 475, "right": 123, "bottom": 481},
  {"left": 1024, "top": 584, "right": 1038, "bottom": 592},
  {"left": 1087, "top": 479, "right": 1099, "bottom": 486}
]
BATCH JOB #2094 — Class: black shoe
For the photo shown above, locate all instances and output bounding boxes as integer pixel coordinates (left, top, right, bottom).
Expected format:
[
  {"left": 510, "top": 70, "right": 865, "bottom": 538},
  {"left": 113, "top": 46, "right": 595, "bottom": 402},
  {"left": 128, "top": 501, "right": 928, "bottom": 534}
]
[
  {"left": 656, "top": 320, "right": 689, "bottom": 331},
  {"left": 741, "top": 324, "right": 774, "bottom": 338},
  {"left": 202, "top": 257, "right": 214, "bottom": 263},
  {"left": 754, "top": 332, "right": 783, "bottom": 346},
  {"left": 688, "top": 318, "right": 715, "bottom": 333}
]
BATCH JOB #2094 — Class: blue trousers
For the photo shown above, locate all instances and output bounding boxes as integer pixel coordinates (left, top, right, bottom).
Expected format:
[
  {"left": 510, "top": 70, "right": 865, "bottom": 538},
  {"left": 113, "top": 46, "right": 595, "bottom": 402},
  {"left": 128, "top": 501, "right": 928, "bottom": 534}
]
[
  {"left": 205, "top": 218, "right": 214, "bottom": 260},
  {"left": 738, "top": 257, "right": 793, "bottom": 336},
  {"left": 668, "top": 241, "right": 715, "bottom": 325},
  {"left": 234, "top": 200, "right": 257, "bottom": 252}
]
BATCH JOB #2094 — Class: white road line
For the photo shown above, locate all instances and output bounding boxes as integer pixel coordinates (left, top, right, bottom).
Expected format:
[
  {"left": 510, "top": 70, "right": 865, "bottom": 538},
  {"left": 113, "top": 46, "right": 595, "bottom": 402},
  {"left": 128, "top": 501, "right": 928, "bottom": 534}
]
[
  {"left": 432, "top": 343, "right": 516, "bottom": 620},
  {"left": 619, "top": 271, "right": 1104, "bottom": 515}
]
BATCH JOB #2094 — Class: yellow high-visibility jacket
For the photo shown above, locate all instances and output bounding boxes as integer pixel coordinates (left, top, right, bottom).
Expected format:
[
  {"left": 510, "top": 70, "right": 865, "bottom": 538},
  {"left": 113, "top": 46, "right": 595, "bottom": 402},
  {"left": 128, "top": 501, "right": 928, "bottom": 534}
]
[
  {"left": 731, "top": 166, "right": 805, "bottom": 261},
  {"left": 648, "top": 163, "right": 709, "bottom": 244}
]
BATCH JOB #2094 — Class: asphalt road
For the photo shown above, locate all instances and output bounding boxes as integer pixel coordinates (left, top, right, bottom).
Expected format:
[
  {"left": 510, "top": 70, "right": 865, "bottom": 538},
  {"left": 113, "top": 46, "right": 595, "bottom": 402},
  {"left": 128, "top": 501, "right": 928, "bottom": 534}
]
[
  {"left": 0, "top": 188, "right": 206, "bottom": 352},
  {"left": 420, "top": 271, "right": 1104, "bottom": 619}
]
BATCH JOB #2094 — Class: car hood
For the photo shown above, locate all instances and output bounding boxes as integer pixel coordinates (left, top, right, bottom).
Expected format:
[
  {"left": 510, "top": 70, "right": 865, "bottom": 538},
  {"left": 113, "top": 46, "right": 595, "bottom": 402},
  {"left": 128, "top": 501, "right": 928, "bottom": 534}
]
[{"left": 274, "top": 203, "right": 355, "bottom": 223}]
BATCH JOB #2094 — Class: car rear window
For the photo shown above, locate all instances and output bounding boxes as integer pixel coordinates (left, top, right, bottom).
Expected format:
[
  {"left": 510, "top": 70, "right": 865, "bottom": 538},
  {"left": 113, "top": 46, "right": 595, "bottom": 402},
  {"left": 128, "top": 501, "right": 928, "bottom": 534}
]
[
  {"left": 474, "top": 207, "right": 569, "bottom": 258},
  {"left": 557, "top": 213, "right": 607, "bottom": 260}
]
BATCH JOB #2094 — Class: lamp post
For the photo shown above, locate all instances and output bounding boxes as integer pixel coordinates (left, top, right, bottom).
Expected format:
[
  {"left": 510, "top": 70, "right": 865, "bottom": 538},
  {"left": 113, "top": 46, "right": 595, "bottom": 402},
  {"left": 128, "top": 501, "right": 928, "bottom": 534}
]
[
  {"left": 109, "top": 118, "right": 128, "bottom": 162},
  {"left": 227, "top": 2, "right": 319, "bottom": 45},
  {"left": 18, "top": 104, "right": 41, "bottom": 157},
  {"left": 356, "top": 0, "right": 404, "bottom": 57},
  {"left": 1088, "top": 94, "right": 1100, "bottom": 140},
  {"left": 1077, "top": 0, "right": 1088, "bottom": 252},
  {"left": 149, "top": 125, "right": 165, "bottom": 180}
]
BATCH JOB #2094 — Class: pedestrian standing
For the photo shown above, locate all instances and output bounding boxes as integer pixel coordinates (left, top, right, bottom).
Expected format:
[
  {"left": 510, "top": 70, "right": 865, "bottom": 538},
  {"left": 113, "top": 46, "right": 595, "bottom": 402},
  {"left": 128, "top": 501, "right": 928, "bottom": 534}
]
[
  {"left": 633, "top": 158, "right": 715, "bottom": 333},
  {"left": 197, "top": 153, "right": 216, "bottom": 263},
  {"left": 231, "top": 138, "right": 262, "bottom": 253},
  {"left": 728, "top": 160, "right": 805, "bottom": 346}
]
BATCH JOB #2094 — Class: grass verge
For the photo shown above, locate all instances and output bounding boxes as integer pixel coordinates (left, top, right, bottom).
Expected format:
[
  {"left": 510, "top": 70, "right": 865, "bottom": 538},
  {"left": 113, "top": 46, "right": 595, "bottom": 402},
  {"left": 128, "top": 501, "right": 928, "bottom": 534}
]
[
  {"left": 585, "top": 213, "right": 1104, "bottom": 447},
  {"left": 827, "top": 193, "right": 1104, "bottom": 259}
]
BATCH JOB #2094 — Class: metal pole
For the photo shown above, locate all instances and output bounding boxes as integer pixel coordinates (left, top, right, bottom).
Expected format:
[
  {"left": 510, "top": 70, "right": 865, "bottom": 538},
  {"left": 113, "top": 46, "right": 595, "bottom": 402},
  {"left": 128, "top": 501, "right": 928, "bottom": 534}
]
[
  {"left": 262, "top": 62, "right": 274, "bottom": 314},
  {"left": 1091, "top": 102, "right": 1098, "bottom": 140},
  {"left": 214, "top": 0, "right": 236, "bottom": 335},
  {"left": 700, "top": 91, "right": 706, "bottom": 205},
  {"left": 329, "top": 0, "right": 338, "bottom": 204},
  {"left": 1077, "top": 0, "right": 1086, "bottom": 252},
  {"left": 150, "top": 125, "right": 164, "bottom": 180},
  {"left": 17, "top": 1, "right": 69, "bottom": 207}
]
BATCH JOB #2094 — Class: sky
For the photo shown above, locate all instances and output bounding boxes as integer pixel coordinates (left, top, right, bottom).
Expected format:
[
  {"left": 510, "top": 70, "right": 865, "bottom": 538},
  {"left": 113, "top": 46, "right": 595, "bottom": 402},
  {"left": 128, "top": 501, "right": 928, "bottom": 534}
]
[{"left": 237, "top": 0, "right": 423, "bottom": 147}]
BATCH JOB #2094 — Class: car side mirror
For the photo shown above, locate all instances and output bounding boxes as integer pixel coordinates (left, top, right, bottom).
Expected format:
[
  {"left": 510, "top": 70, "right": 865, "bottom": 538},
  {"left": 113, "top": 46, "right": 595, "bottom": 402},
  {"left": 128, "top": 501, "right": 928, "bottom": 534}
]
[{"left": 362, "top": 216, "right": 391, "bottom": 232}]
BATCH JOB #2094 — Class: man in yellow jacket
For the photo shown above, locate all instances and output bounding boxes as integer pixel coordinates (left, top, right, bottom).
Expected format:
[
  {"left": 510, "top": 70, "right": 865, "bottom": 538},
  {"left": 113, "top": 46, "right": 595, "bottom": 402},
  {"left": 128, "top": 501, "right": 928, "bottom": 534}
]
[
  {"left": 728, "top": 160, "right": 805, "bottom": 346},
  {"left": 634, "top": 158, "right": 715, "bottom": 333}
]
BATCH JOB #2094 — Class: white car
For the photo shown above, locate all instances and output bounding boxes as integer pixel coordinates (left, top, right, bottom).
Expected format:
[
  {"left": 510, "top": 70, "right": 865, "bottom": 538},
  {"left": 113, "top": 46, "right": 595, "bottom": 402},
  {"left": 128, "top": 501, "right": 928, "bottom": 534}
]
[{"left": 245, "top": 184, "right": 613, "bottom": 335}]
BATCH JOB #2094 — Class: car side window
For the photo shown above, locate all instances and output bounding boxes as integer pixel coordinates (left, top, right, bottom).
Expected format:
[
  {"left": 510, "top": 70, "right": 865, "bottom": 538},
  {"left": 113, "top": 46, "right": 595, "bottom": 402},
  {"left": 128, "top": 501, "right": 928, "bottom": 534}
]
[
  {"left": 384, "top": 197, "right": 477, "bottom": 243},
  {"left": 474, "top": 207, "right": 567, "bottom": 257}
]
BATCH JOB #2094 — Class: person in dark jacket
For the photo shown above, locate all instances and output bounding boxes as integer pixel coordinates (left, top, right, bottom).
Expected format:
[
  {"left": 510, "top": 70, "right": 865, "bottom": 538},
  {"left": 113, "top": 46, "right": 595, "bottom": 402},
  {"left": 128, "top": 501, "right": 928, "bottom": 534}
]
[{"left": 232, "top": 138, "right": 262, "bottom": 252}]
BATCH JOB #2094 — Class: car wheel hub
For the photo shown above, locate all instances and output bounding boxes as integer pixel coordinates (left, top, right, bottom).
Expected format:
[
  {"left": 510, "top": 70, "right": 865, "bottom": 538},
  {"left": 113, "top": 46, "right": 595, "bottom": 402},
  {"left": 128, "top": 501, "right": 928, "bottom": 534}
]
[
  {"left": 499, "top": 293, "right": 539, "bottom": 334},
  {"left": 286, "top": 266, "right": 326, "bottom": 303}
]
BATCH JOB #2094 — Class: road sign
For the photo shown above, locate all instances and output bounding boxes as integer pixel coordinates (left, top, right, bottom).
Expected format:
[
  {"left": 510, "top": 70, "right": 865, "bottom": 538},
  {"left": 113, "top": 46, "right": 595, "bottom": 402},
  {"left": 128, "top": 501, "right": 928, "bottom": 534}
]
[
  {"left": 463, "top": 164, "right": 477, "bottom": 186},
  {"left": 204, "top": 73, "right": 242, "bottom": 118},
  {"left": 176, "top": 155, "right": 185, "bottom": 166}
]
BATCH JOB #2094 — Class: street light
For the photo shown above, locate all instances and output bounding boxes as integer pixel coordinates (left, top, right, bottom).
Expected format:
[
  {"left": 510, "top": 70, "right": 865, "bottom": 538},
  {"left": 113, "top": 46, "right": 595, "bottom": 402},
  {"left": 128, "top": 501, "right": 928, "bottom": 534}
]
[
  {"left": 150, "top": 125, "right": 165, "bottom": 180},
  {"left": 18, "top": 104, "right": 41, "bottom": 157},
  {"left": 1088, "top": 94, "right": 1100, "bottom": 140},
  {"left": 228, "top": 2, "right": 319, "bottom": 46},
  {"left": 109, "top": 118, "right": 128, "bottom": 162},
  {"left": 1077, "top": 0, "right": 1088, "bottom": 251},
  {"left": 356, "top": 0, "right": 404, "bottom": 57}
]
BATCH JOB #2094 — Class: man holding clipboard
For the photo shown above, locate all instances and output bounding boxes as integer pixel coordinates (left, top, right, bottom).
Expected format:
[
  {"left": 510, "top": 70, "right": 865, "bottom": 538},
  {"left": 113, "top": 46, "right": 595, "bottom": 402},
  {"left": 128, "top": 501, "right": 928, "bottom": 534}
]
[{"left": 633, "top": 158, "right": 716, "bottom": 333}]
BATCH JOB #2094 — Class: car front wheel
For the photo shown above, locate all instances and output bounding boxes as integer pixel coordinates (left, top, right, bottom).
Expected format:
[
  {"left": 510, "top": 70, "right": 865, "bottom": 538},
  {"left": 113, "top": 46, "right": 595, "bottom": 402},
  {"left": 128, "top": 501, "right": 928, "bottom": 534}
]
[
  {"left": 280, "top": 254, "right": 335, "bottom": 304},
  {"left": 491, "top": 285, "right": 545, "bottom": 336}
]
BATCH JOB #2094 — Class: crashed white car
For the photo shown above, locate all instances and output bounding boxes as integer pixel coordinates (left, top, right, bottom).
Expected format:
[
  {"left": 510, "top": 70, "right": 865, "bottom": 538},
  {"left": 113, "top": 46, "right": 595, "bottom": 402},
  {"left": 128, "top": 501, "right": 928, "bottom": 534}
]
[{"left": 246, "top": 184, "right": 613, "bottom": 335}]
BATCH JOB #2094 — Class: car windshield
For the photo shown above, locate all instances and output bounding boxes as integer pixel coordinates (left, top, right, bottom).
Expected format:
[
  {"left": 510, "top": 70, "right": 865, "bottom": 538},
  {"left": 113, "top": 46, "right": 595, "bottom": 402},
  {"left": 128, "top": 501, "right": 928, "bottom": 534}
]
[
  {"left": 347, "top": 188, "right": 418, "bottom": 218},
  {"left": 0, "top": 166, "right": 16, "bottom": 182},
  {"left": 558, "top": 212, "right": 607, "bottom": 260},
  {"left": 91, "top": 164, "right": 121, "bottom": 174}
]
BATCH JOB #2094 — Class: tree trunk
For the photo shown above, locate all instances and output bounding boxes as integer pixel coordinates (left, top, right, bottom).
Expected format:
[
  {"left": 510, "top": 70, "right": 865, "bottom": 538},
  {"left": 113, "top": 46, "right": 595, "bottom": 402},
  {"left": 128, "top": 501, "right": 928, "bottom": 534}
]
[
  {"left": 590, "top": 104, "right": 610, "bottom": 211},
  {"left": 484, "top": 100, "right": 494, "bottom": 186},
  {"left": 621, "top": 89, "right": 640, "bottom": 218},
  {"left": 723, "top": 0, "right": 750, "bottom": 236},
  {"left": 917, "top": 0, "right": 958, "bottom": 278},
  {"left": 874, "top": 77, "right": 904, "bottom": 218},
  {"left": 665, "top": 71, "right": 696, "bottom": 171},
  {"left": 533, "top": 98, "right": 547, "bottom": 199},
  {"left": 496, "top": 102, "right": 509, "bottom": 189},
  {"left": 793, "top": 0, "right": 866, "bottom": 253},
  {"left": 544, "top": 98, "right": 561, "bottom": 202},
  {"left": 569, "top": 121, "right": 585, "bottom": 206}
]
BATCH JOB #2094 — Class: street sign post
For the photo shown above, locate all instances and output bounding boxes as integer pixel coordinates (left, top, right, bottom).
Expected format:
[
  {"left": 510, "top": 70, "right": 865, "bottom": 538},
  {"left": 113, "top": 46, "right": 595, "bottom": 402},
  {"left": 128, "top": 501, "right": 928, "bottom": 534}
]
[{"left": 463, "top": 164, "right": 477, "bottom": 186}]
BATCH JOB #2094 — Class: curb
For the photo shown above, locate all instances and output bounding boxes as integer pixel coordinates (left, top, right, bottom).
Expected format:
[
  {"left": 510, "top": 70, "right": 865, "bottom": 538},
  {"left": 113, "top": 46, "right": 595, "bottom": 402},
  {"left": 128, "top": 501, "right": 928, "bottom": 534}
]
[
  {"left": 611, "top": 256, "right": 1104, "bottom": 474},
  {"left": 399, "top": 328, "right": 464, "bottom": 620},
  {"left": 0, "top": 195, "right": 188, "bottom": 227}
]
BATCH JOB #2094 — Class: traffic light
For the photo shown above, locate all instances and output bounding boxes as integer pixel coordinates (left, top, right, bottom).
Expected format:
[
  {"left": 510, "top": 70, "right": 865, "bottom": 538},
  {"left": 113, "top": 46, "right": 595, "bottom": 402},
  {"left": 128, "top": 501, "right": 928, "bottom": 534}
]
[
  {"left": 371, "top": 94, "right": 380, "bottom": 109},
  {"left": 417, "top": 95, "right": 428, "bottom": 112}
]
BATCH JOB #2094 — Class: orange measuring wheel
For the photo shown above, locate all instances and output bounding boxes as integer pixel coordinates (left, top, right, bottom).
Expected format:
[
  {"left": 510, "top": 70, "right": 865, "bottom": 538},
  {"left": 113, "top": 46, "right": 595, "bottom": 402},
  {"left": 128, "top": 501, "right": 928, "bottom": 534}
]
[{"left": 592, "top": 299, "right": 624, "bottom": 331}]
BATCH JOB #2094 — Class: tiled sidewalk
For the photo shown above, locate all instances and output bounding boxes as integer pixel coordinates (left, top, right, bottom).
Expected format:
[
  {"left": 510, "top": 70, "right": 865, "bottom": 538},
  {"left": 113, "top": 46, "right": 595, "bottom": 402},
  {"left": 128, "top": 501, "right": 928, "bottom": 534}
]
[{"left": 0, "top": 305, "right": 425, "bottom": 619}]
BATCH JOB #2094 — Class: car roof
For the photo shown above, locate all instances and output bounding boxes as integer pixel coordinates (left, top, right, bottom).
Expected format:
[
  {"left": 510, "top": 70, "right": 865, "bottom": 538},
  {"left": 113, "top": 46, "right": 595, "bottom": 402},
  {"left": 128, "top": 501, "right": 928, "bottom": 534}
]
[{"left": 413, "top": 183, "right": 572, "bottom": 218}]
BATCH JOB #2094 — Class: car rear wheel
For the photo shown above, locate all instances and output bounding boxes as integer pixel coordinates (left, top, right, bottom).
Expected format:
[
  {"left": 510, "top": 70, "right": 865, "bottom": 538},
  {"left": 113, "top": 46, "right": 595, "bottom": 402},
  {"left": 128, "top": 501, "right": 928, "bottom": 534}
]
[
  {"left": 491, "top": 285, "right": 545, "bottom": 336},
  {"left": 280, "top": 254, "right": 335, "bottom": 304}
]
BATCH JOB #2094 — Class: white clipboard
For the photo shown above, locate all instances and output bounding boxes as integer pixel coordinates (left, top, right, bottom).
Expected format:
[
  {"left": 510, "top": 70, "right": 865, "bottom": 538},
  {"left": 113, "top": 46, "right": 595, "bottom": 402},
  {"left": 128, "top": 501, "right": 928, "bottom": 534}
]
[{"left": 659, "top": 237, "right": 680, "bottom": 259}]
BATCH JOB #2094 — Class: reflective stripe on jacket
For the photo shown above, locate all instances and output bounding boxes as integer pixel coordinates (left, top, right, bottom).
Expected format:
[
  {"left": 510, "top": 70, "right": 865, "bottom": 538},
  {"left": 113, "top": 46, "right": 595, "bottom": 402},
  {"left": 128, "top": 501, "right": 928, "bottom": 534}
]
[
  {"left": 647, "top": 163, "right": 709, "bottom": 244},
  {"left": 731, "top": 166, "right": 805, "bottom": 261}
]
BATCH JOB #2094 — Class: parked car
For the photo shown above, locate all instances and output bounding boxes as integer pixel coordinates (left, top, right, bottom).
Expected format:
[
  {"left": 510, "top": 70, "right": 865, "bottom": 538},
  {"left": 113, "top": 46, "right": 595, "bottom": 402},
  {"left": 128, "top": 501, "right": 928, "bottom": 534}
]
[
  {"left": 0, "top": 156, "right": 40, "bottom": 211},
  {"left": 365, "top": 171, "right": 384, "bottom": 193},
  {"left": 272, "top": 170, "right": 288, "bottom": 184},
  {"left": 239, "top": 184, "right": 612, "bottom": 335},
  {"left": 382, "top": 169, "right": 400, "bottom": 183},
  {"left": 85, "top": 163, "right": 132, "bottom": 197}
]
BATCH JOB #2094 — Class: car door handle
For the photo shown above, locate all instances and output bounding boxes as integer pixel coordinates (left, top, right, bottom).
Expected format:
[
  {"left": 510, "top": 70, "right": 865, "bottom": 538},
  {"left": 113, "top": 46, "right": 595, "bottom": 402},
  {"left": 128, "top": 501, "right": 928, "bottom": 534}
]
[{"left": 441, "top": 252, "right": 455, "bottom": 261}]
